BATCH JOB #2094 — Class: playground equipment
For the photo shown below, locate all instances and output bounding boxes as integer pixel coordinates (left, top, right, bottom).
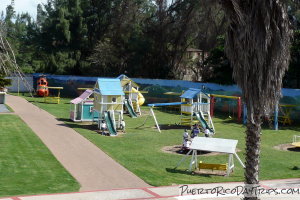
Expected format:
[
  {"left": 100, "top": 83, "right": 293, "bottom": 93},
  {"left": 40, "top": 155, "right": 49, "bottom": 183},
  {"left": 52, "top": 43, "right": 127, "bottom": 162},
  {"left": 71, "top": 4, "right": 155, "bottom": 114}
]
[
  {"left": 244, "top": 104, "right": 298, "bottom": 130},
  {"left": 277, "top": 104, "right": 297, "bottom": 125},
  {"left": 292, "top": 135, "right": 300, "bottom": 148},
  {"left": 0, "top": 21, "right": 34, "bottom": 96},
  {"left": 93, "top": 78, "right": 125, "bottom": 136},
  {"left": 70, "top": 89, "right": 98, "bottom": 122},
  {"left": 118, "top": 74, "right": 145, "bottom": 116},
  {"left": 43, "top": 86, "right": 64, "bottom": 104},
  {"left": 142, "top": 88, "right": 214, "bottom": 133},
  {"left": 124, "top": 99, "right": 138, "bottom": 118},
  {"left": 145, "top": 102, "right": 187, "bottom": 133},
  {"left": 180, "top": 88, "right": 215, "bottom": 132},
  {"left": 175, "top": 137, "right": 245, "bottom": 176},
  {"left": 36, "top": 75, "right": 49, "bottom": 97},
  {"left": 210, "top": 94, "right": 242, "bottom": 123}
]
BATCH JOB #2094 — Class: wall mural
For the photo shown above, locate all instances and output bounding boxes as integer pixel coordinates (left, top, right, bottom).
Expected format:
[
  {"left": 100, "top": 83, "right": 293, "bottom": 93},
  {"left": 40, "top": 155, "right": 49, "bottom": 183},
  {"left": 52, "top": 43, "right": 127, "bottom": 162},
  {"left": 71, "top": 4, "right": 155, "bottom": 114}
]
[{"left": 33, "top": 74, "right": 300, "bottom": 122}]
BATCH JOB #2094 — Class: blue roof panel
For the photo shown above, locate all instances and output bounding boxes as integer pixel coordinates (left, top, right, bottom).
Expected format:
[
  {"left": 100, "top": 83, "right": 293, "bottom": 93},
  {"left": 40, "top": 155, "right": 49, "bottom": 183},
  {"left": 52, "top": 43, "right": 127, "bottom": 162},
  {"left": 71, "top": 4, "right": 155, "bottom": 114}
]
[
  {"left": 180, "top": 88, "right": 202, "bottom": 99},
  {"left": 96, "top": 78, "right": 124, "bottom": 95}
]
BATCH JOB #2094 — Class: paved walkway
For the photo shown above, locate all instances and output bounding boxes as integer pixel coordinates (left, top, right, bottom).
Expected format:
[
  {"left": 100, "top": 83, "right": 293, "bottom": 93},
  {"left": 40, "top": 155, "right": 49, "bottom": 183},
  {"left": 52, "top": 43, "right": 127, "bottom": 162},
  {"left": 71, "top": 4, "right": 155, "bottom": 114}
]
[
  {"left": 1, "top": 178, "right": 300, "bottom": 200},
  {"left": 6, "top": 95, "right": 149, "bottom": 191}
]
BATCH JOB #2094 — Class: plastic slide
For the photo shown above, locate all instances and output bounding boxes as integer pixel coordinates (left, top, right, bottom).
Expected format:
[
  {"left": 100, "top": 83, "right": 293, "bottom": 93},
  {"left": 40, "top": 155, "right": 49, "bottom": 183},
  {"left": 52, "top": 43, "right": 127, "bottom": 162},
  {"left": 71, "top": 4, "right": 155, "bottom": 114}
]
[
  {"left": 131, "top": 87, "right": 145, "bottom": 106},
  {"left": 124, "top": 99, "right": 138, "bottom": 118},
  {"left": 194, "top": 112, "right": 214, "bottom": 133},
  {"left": 104, "top": 111, "right": 117, "bottom": 136}
]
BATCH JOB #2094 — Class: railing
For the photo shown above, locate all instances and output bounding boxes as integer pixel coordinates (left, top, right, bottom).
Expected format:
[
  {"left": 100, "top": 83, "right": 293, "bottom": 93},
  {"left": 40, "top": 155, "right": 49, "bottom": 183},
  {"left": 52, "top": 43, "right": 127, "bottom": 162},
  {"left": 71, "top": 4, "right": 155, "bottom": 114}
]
[{"left": 193, "top": 103, "right": 210, "bottom": 113}]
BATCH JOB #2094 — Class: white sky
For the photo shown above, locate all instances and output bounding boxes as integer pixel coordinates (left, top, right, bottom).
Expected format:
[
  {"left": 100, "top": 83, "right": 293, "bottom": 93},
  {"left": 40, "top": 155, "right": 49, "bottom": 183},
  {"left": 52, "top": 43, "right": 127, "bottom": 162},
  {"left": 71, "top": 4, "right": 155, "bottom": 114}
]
[{"left": 0, "top": 0, "right": 48, "bottom": 19}]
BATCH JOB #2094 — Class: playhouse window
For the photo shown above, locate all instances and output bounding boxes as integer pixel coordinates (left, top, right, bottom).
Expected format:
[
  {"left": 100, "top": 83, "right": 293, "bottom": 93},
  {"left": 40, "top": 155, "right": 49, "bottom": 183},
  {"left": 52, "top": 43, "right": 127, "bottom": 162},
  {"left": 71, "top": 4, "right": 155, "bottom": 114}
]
[
  {"left": 112, "top": 97, "right": 117, "bottom": 102},
  {"left": 201, "top": 98, "right": 208, "bottom": 103},
  {"left": 90, "top": 106, "right": 94, "bottom": 112}
]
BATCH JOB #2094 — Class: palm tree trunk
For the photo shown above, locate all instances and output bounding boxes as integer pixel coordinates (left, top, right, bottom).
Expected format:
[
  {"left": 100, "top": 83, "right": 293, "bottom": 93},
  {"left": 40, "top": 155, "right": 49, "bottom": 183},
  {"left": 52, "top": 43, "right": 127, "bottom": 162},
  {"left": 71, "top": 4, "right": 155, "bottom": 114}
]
[{"left": 244, "top": 110, "right": 262, "bottom": 200}]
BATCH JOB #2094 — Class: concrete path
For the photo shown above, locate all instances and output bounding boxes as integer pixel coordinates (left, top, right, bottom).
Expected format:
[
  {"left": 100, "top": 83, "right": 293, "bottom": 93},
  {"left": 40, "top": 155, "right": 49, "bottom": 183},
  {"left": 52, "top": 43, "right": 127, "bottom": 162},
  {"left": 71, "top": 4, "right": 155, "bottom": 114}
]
[
  {"left": 1, "top": 178, "right": 300, "bottom": 200},
  {"left": 6, "top": 95, "right": 149, "bottom": 191},
  {"left": 0, "top": 104, "right": 10, "bottom": 113}
]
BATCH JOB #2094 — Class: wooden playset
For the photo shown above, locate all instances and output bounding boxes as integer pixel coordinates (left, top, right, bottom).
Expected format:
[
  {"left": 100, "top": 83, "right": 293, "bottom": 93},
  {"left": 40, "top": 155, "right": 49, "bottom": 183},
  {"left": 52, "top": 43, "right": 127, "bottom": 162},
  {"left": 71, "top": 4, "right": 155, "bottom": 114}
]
[
  {"left": 180, "top": 88, "right": 215, "bottom": 132},
  {"left": 93, "top": 78, "right": 125, "bottom": 136},
  {"left": 118, "top": 74, "right": 145, "bottom": 117},
  {"left": 70, "top": 89, "right": 98, "bottom": 122}
]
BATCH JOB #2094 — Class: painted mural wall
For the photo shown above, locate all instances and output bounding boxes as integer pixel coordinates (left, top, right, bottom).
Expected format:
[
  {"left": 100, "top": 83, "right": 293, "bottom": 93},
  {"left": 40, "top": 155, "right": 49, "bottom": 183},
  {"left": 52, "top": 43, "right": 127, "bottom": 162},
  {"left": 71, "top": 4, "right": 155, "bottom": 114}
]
[{"left": 32, "top": 74, "right": 300, "bottom": 122}]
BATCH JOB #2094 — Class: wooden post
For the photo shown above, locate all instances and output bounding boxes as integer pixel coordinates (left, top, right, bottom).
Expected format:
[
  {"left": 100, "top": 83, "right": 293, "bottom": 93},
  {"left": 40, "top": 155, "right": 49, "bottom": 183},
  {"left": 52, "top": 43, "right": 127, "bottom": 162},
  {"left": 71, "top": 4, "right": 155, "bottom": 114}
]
[
  {"left": 150, "top": 107, "right": 161, "bottom": 133},
  {"left": 57, "top": 88, "right": 61, "bottom": 104},
  {"left": 226, "top": 154, "right": 233, "bottom": 176},
  {"left": 174, "top": 149, "right": 193, "bottom": 169},
  {"left": 243, "top": 104, "right": 247, "bottom": 125},
  {"left": 274, "top": 104, "right": 278, "bottom": 130},
  {"left": 17, "top": 77, "right": 20, "bottom": 96},
  {"left": 210, "top": 96, "right": 215, "bottom": 117},
  {"left": 234, "top": 152, "right": 245, "bottom": 168},
  {"left": 237, "top": 97, "right": 242, "bottom": 123}
]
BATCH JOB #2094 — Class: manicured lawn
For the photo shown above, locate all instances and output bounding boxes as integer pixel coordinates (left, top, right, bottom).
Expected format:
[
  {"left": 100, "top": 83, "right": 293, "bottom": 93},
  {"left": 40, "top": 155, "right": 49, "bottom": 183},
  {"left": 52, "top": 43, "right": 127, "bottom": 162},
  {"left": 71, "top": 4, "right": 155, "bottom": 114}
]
[
  {"left": 16, "top": 94, "right": 300, "bottom": 186},
  {"left": 0, "top": 114, "right": 80, "bottom": 197}
]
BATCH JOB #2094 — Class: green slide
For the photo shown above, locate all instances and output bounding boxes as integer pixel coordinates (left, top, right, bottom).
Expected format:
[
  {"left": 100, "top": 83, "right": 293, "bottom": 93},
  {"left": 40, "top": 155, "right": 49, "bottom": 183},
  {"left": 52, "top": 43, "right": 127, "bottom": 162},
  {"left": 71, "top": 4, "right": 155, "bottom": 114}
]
[
  {"left": 194, "top": 112, "right": 214, "bottom": 133},
  {"left": 124, "top": 99, "right": 138, "bottom": 118},
  {"left": 104, "top": 111, "right": 117, "bottom": 136}
]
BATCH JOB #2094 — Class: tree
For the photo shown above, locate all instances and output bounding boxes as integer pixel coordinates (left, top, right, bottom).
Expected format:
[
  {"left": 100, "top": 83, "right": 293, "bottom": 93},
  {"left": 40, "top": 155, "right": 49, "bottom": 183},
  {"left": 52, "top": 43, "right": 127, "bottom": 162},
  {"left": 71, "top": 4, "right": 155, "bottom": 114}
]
[
  {"left": 221, "top": 1, "right": 291, "bottom": 200},
  {"left": 89, "top": 0, "right": 156, "bottom": 77},
  {"left": 0, "top": 73, "right": 11, "bottom": 89},
  {"left": 284, "top": 30, "right": 300, "bottom": 88},
  {"left": 201, "top": 36, "right": 234, "bottom": 84}
]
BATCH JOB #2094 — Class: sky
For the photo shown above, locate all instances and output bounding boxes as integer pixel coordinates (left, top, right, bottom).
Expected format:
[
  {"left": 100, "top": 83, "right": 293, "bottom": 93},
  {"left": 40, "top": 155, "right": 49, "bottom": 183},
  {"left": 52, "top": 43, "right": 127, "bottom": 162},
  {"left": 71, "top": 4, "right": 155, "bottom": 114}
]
[{"left": 0, "top": 0, "right": 48, "bottom": 19}]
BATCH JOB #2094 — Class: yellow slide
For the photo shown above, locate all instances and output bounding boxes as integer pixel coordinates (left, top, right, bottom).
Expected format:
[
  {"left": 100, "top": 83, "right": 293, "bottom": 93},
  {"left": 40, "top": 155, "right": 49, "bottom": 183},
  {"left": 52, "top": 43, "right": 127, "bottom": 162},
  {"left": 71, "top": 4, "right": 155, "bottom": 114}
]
[{"left": 131, "top": 87, "right": 145, "bottom": 106}]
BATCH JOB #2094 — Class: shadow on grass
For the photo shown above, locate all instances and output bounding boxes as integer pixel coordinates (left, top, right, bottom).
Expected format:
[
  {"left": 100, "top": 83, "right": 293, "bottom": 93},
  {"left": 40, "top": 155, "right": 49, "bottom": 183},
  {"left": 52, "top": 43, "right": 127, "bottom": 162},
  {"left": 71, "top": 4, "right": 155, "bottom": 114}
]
[
  {"left": 287, "top": 147, "right": 300, "bottom": 152},
  {"left": 291, "top": 166, "right": 300, "bottom": 171},
  {"left": 165, "top": 168, "right": 212, "bottom": 177},
  {"left": 159, "top": 124, "right": 190, "bottom": 130}
]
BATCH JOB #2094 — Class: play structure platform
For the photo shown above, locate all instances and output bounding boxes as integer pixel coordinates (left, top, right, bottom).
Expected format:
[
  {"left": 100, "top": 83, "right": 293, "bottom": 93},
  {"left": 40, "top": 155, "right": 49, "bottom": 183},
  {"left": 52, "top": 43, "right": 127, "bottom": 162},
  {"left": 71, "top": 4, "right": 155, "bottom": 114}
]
[{"left": 93, "top": 78, "right": 125, "bottom": 136}]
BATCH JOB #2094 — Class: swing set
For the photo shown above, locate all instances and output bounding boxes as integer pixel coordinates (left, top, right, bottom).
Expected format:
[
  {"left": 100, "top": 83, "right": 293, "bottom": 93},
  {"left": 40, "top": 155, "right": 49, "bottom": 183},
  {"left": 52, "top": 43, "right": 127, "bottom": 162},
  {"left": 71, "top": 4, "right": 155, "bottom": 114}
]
[{"left": 210, "top": 94, "right": 242, "bottom": 123}]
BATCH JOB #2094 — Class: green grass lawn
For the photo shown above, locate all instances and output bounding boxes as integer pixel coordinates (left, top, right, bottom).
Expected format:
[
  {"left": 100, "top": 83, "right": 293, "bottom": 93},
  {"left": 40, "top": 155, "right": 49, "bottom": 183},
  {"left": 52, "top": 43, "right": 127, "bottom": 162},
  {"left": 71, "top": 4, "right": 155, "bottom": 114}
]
[
  {"left": 0, "top": 114, "right": 80, "bottom": 197},
  {"left": 13, "top": 94, "right": 300, "bottom": 186}
]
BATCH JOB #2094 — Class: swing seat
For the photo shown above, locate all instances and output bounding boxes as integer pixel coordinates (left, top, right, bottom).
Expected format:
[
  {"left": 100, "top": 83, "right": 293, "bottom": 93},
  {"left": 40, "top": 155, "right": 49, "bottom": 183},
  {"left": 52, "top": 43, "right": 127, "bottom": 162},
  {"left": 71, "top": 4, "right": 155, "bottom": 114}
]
[{"left": 199, "top": 161, "right": 228, "bottom": 171}]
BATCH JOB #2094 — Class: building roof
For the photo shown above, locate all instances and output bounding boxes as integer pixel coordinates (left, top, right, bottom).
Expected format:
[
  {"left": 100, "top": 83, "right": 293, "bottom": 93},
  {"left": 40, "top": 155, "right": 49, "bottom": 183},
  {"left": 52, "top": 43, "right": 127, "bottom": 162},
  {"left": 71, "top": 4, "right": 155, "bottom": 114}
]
[
  {"left": 71, "top": 89, "right": 93, "bottom": 104},
  {"left": 180, "top": 88, "right": 202, "bottom": 99},
  {"left": 186, "top": 48, "right": 202, "bottom": 52},
  {"left": 95, "top": 78, "right": 124, "bottom": 96},
  {"left": 117, "top": 74, "right": 139, "bottom": 88}
]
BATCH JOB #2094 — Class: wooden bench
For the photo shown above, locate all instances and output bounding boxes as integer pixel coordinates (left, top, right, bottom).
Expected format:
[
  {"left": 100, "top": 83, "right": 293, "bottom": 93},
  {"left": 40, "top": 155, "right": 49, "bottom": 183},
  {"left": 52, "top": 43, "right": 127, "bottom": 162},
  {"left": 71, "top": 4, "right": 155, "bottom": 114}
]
[
  {"left": 198, "top": 161, "right": 229, "bottom": 175},
  {"left": 199, "top": 161, "right": 228, "bottom": 171}
]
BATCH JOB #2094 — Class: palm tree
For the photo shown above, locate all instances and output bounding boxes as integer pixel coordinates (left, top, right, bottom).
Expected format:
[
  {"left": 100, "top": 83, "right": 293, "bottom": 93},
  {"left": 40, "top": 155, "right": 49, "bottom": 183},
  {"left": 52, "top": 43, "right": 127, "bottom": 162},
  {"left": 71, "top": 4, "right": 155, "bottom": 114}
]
[{"left": 220, "top": 0, "right": 291, "bottom": 199}]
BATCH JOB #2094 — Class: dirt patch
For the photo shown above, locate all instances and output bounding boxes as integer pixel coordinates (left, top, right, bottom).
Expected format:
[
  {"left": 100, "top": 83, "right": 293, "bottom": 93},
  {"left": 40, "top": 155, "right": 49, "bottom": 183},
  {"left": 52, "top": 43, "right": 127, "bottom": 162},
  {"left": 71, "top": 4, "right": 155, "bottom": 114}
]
[
  {"left": 274, "top": 144, "right": 300, "bottom": 152},
  {"left": 162, "top": 145, "right": 241, "bottom": 156}
]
